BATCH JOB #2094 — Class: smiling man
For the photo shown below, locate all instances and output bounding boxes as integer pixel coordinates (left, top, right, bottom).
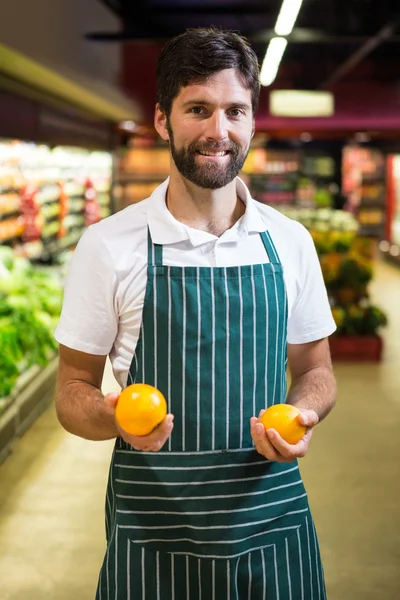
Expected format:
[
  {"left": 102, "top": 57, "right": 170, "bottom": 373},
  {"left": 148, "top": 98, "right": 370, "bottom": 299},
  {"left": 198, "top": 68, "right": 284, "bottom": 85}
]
[
  {"left": 164, "top": 71, "right": 252, "bottom": 191},
  {"left": 55, "top": 27, "right": 337, "bottom": 599}
]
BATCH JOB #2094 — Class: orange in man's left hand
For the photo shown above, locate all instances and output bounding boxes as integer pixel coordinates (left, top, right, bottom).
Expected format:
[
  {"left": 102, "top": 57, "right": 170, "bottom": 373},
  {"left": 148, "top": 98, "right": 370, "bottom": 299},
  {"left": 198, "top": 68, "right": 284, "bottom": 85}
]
[{"left": 259, "top": 404, "right": 307, "bottom": 444}]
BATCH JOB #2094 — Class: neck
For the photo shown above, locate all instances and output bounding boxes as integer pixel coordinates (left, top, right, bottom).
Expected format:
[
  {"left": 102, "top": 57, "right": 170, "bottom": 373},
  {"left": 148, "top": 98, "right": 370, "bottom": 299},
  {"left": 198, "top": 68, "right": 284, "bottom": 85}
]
[{"left": 166, "top": 170, "right": 245, "bottom": 237}]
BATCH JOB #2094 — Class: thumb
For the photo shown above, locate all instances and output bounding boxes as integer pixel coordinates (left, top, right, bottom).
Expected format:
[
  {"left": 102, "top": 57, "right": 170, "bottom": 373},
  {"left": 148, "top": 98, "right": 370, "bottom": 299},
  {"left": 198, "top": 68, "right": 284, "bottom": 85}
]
[
  {"left": 104, "top": 392, "right": 120, "bottom": 409},
  {"left": 298, "top": 409, "right": 319, "bottom": 428}
]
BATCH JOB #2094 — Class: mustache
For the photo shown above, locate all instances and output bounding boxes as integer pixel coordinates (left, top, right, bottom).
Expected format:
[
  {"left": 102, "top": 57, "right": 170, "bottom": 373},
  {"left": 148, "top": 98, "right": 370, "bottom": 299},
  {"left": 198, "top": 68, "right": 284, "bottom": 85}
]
[{"left": 191, "top": 142, "right": 237, "bottom": 153}]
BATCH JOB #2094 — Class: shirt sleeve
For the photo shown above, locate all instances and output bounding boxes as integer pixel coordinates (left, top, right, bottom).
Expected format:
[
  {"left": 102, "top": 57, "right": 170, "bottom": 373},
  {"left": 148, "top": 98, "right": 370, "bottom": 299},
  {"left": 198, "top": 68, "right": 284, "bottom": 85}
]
[
  {"left": 287, "top": 225, "right": 337, "bottom": 344},
  {"left": 54, "top": 226, "right": 118, "bottom": 355}
]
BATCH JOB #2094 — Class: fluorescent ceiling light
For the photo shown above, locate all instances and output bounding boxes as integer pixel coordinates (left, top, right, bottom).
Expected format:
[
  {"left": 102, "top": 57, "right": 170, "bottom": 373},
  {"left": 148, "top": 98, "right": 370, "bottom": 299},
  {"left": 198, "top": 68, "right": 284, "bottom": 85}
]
[
  {"left": 275, "top": 0, "right": 304, "bottom": 36},
  {"left": 260, "top": 38, "right": 288, "bottom": 87},
  {"left": 270, "top": 90, "right": 335, "bottom": 117}
]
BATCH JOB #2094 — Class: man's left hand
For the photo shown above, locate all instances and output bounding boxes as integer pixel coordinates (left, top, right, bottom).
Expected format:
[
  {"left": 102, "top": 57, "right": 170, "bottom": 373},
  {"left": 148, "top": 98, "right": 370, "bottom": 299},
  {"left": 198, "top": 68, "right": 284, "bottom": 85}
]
[{"left": 250, "top": 408, "right": 319, "bottom": 463}]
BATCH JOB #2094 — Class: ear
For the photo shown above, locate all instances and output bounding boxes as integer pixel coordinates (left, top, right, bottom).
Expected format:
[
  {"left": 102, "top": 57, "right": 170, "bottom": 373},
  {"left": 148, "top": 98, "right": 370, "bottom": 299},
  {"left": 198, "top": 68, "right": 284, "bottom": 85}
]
[{"left": 154, "top": 104, "right": 169, "bottom": 141}]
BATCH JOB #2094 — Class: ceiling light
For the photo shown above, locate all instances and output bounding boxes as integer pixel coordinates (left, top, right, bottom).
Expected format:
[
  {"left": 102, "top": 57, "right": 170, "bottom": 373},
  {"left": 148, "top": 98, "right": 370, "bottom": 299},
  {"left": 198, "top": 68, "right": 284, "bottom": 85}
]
[
  {"left": 120, "top": 120, "right": 137, "bottom": 132},
  {"left": 260, "top": 38, "right": 288, "bottom": 87},
  {"left": 270, "top": 90, "right": 334, "bottom": 116},
  {"left": 275, "top": 0, "right": 304, "bottom": 36}
]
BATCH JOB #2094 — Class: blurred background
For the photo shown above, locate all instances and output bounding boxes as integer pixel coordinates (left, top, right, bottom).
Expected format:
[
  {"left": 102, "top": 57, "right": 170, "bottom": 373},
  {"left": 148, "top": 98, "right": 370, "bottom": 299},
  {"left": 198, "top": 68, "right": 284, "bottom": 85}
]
[{"left": 0, "top": 1, "right": 399, "bottom": 599}]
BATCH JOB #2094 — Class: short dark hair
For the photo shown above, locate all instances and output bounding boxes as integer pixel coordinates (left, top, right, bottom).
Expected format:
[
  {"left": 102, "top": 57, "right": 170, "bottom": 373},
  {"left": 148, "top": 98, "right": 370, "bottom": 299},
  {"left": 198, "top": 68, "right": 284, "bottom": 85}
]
[{"left": 156, "top": 27, "right": 260, "bottom": 118}]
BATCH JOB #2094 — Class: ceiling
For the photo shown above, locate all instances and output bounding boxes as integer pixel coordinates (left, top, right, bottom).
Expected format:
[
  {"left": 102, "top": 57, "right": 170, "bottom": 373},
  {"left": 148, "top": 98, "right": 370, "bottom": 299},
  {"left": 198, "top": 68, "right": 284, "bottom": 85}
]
[
  {"left": 89, "top": 0, "right": 400, "bottom": 86},
  {"left": 87, "top": 0, "right": 400, "bottom": 138}
]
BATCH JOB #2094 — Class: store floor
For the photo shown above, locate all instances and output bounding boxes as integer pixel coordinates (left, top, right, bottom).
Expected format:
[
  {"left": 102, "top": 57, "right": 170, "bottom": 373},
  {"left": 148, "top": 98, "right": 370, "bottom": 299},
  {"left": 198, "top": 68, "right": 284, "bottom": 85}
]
[{"left": 1, "top": 259, "right": 400, "bottom": 600}]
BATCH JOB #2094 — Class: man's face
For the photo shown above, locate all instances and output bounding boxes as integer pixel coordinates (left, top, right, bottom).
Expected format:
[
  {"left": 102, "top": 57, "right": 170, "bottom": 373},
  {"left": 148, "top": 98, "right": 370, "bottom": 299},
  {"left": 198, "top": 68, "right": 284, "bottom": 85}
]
[{"left": 164, "top": 69, "right": 254, "bottom": 189}]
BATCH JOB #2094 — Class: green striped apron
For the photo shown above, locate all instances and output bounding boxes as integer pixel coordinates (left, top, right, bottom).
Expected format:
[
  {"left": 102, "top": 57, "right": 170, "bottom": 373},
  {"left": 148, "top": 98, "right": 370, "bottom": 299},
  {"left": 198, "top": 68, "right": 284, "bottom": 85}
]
[{"left": 96, "top": 228, "right": 327, "bottom": 599}]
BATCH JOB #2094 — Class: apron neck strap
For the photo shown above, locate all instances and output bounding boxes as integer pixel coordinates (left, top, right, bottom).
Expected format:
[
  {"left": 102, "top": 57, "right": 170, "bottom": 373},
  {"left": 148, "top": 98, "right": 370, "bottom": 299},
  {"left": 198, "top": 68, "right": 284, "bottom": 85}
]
[
  {"left": 147, "top": 228, "right": 163, "bottom": 266},
  {"left": 260, "top": 231, "right": 281, "bottom": 264}
]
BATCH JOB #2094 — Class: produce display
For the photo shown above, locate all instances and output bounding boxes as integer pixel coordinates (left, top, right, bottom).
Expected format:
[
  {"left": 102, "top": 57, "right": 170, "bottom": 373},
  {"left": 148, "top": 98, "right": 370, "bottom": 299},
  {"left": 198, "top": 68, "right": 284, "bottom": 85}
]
[
  {"left": 0, "top": 138, "right": 114, "bottom": 420},
  {"left": 242, "top": 147, "right": 300, "bottom": 206},
  {"left": 0, "top": 140, "right": 112, "bottom": 261},
  {"left": 278, "top": 206, "right": 388, "bottom": 341},
  {"left": 342, "top": 146, "right": 386, "bottom": 238},
  {"left": 0, "top": 246, "right": 62, "bottom": 407},
  {"left": 278, "top": 207, "right": 359, "bottom": 253}
]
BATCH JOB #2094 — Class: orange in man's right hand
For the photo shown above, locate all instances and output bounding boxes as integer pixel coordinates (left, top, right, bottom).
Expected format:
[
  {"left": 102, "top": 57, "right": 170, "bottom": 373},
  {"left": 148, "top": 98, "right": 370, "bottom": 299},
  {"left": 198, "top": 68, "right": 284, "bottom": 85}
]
[{"left": 115, "top": 383, "right": 167, "bottom": 436}]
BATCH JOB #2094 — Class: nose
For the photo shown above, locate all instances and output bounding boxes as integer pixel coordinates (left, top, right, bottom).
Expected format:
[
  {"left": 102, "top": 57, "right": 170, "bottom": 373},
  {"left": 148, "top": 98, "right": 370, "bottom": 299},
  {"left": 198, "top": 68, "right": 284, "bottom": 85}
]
[{"left": 204, "top": 111, "right": 228, "bottom": 143}]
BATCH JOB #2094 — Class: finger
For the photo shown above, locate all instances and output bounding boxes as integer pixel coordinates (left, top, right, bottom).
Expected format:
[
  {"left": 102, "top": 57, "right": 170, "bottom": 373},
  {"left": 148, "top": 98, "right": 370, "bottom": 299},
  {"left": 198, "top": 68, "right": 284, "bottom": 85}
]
[
  {"left": 150, "top": 424, "right": 174, "bottom": 451},
  {"left": 250, "top": 418, "right": 282, "bottom": 462},
  {"left": 297, "top": 409, "right": 319, "bottom": 428},
  {"left": 104, "top": 392, "right": 120, "bottom": 409},
  {"left": 131, "top": 440, "right": 161, "bottom": 452},
  {"left": 141, "top": 445, "right": 160, "bottom": 452},
  {"left": 257, "top": 408, "right": 266, "bottom": 419},
  {"left": 125, "top": 414, "right": 175, "bottom": 451},
  {"left": 266, "top": 429, "right": 297, "bottom": 460},
  {"left": 145, "top": 414, "right": 174, "bottom": 441},
  {"left": 132, "top": 439, "right": 163, "bottom": 452},
  {"left": 267, "top": 428, "right": 313, "bottom": 460}
]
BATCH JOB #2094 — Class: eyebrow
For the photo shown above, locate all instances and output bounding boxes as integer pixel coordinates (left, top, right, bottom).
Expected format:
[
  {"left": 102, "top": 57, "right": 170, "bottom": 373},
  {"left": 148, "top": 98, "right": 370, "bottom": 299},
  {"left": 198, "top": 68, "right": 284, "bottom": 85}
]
[{"left": 182, "top": 99, "right": 251, "bottom": 110}]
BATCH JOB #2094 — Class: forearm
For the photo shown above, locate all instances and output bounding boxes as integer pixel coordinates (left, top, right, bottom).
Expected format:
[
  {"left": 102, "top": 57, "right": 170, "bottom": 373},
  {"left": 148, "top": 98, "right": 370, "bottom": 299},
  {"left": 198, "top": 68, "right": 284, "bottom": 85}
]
[
  {"left": 56, "top": 380, "right": 119, "bottom": 441},
  {"left": 286, "top": 366, "right": 337, "bottom": 421}
]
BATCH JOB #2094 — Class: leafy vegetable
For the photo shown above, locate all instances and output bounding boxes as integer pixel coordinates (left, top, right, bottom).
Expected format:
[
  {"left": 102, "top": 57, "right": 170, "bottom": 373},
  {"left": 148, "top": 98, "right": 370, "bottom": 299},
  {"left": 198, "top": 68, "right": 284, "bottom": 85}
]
[{"left": 0, "top": 250, "right": 63, "bottom": 402}]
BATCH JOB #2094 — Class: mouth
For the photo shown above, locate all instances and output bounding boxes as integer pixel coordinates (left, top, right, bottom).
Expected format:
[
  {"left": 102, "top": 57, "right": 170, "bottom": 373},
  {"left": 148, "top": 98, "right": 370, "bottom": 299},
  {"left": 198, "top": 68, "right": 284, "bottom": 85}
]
[{"left": 196, "top": 149, "right": 230, "bottom": 159}]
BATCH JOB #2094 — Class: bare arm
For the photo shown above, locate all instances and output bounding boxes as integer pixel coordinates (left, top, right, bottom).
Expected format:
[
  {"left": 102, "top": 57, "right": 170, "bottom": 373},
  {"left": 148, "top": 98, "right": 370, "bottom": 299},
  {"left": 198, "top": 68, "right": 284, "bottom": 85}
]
[
  {"left": 56, "top": 344, "right": 175, "bottom": 449},
  {"left": 55, "top": 344, "right": 119, "bottom": 441},
  {"left": 251, "top": 337, "right": 337, "bottom": 462},
  {"left": 286, "top": 337, "right": 337, "bottom": 421}
]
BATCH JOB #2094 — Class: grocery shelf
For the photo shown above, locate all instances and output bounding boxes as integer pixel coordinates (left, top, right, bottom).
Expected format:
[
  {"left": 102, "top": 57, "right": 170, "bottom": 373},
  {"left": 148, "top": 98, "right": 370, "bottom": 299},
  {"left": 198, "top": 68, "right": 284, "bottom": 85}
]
[
  {"left": 0, "top": 187, "right": 22, "bottom": 194},
  {"left": 0, "top": 210, "right": 20, "bottom": 220},
  {"left": 0, "top": 356, "right": 58, "bottom": 464}
]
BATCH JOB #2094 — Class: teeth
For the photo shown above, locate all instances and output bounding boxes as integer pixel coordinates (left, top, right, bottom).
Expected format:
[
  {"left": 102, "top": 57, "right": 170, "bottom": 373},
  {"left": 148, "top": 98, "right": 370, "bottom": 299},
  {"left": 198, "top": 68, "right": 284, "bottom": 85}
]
[{"left": 199, "top": 151, "right": 227, "bottom": 156}]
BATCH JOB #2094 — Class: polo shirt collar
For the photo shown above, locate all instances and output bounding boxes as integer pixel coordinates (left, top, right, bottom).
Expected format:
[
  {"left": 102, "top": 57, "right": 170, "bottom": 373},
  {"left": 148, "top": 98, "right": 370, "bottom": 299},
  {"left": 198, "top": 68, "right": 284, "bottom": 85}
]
[{"left": 147, "top": 177, "right": 266, "bottom": 246}]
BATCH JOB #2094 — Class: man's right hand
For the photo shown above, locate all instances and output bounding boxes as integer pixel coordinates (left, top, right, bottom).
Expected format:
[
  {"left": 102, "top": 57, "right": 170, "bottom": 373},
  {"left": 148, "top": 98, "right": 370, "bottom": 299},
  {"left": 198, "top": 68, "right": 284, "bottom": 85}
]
[{"left": 104, "top": 393, "right": 174, "bottom": 451}]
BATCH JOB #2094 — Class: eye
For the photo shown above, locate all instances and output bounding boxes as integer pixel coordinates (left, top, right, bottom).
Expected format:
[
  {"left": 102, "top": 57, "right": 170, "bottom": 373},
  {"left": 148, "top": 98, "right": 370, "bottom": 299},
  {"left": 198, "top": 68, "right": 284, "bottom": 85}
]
[
  {"left": 229, "top": 108, "right": 245, "bottom": 118},
  {"left": 190, "top": 106, "right": 206, "bottom": 115}
]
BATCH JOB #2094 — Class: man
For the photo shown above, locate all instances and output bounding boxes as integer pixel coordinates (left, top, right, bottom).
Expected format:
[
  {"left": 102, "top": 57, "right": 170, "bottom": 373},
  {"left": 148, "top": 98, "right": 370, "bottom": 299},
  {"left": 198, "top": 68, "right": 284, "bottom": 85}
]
[{"left": 55, "top": 27, "right": 336, "bottom": 599}]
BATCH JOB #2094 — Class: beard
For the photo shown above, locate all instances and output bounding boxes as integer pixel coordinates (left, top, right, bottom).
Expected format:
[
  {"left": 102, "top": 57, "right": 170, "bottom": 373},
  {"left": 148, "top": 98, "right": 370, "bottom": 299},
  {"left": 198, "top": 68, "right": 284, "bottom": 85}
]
[{"left": 167, "top": 123, "right": 249, "bottom": 190}]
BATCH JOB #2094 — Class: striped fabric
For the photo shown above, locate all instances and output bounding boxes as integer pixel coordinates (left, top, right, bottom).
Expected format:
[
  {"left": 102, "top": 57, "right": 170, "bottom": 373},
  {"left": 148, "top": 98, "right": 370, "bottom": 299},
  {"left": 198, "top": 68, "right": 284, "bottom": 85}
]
[
  {"left": 97, "top": 514, "right": 326, "bottom": 600},
  {"left": 111, "top": 447, "right": 309, "bottom": 556},
  {"left": 131, "top": 231, "right": 287, "bottom": 452},
  {"left": 96, "top": 229, "right": 326, "bottom": 598}
]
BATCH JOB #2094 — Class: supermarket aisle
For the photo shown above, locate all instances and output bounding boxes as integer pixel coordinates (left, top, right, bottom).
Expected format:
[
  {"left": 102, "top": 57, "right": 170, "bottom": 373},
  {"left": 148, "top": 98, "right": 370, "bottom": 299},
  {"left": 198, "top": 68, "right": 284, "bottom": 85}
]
[
  {"left": 300, "top": 257, "right": 400, "bottom": 599},
  {"left": 0, "top": 259, "right": 400, "bottom": 600},
  {"left": 0, "top": 361, "right": 119, "bottom": 600}
]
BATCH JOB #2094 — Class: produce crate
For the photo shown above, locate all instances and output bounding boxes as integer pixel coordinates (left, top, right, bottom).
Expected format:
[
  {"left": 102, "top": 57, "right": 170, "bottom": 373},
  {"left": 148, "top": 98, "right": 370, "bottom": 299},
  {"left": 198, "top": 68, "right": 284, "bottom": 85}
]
[
  {"left": 329, "top": 335, "right": 383, "bottom": 362},
  {"left": 0, "top": 356, "right": 58, "bottom": 464}
]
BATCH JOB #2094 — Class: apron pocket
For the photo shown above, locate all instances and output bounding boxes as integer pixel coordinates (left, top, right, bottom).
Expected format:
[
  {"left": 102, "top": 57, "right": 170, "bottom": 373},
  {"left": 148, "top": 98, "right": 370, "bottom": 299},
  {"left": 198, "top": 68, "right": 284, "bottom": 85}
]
[{"left": 113, "top": 447, "right": 310, "bottom": 559}]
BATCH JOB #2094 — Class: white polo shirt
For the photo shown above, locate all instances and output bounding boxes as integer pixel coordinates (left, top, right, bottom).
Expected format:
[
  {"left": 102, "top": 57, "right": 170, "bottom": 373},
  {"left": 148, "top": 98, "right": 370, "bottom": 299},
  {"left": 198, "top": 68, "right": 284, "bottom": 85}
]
[{"left": 55, "top": 177, "right": 336, "bottom": 388}]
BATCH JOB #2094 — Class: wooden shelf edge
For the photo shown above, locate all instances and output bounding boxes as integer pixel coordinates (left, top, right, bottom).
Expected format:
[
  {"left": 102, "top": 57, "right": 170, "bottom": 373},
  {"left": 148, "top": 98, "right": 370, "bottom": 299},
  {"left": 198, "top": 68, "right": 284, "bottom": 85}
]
[{"left": 0, "top": 356, "right": 59, "bottom": 465}]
